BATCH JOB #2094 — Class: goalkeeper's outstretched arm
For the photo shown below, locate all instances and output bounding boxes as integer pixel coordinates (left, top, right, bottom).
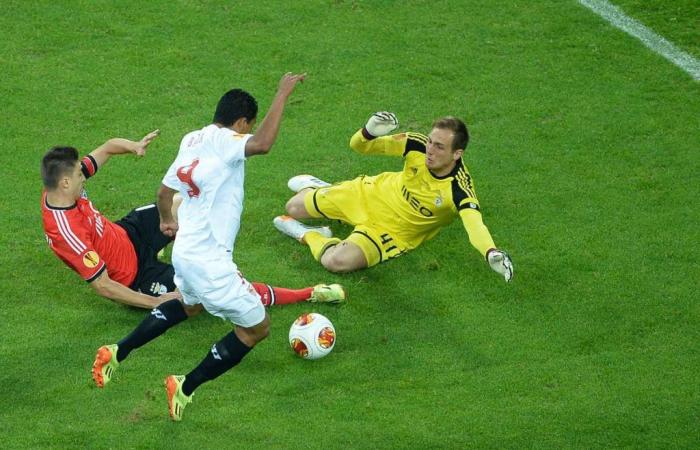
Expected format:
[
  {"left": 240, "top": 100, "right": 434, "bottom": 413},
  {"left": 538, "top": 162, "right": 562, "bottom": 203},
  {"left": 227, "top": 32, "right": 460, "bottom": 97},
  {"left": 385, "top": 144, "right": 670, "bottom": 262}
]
[{"left": 459, "top": 208, "right": 514, "bottom": 282}]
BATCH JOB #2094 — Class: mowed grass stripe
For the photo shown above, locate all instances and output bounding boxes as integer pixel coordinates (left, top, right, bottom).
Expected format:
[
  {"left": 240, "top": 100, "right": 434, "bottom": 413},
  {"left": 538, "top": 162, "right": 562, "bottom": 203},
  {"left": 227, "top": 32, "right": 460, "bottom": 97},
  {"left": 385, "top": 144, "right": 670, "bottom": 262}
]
[{"left": 579, "top": 0, "right": 700, "bottom": 80}]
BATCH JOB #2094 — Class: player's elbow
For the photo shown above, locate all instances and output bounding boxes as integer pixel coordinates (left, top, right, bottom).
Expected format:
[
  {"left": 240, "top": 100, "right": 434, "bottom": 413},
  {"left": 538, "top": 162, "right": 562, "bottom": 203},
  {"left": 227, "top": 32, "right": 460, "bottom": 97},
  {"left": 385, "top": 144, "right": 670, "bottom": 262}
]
[
  {"left": 90, "top": 278, "right": 110, "bottom": 298},
  {"left": 349, "top": 131, "right": 370, "bottom": 154},
  {"left": 157, "top": 184, "right": 175, "bottom": 200},
  {"left": 245, "top": 138, "right": 273, "bottom": 156},
  {"left": 102, "top": 139, "right": 125, "bottom": 154},
  {"left": 89, "top": 270, "right": 114, "bottom": 298},
  {"left": 349, "top": 142, "right": 364, "bottom": 155},
  {"left": 254, "top": 142, "right": 274, "bottom": 154}
]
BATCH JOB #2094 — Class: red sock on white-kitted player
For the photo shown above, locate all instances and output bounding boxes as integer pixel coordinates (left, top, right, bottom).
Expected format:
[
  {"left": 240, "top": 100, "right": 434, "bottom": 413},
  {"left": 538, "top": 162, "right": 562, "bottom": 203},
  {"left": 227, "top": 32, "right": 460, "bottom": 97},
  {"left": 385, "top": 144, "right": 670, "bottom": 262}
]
[{"left": 251, "top": 283, "right": 313, "bottom": 306}]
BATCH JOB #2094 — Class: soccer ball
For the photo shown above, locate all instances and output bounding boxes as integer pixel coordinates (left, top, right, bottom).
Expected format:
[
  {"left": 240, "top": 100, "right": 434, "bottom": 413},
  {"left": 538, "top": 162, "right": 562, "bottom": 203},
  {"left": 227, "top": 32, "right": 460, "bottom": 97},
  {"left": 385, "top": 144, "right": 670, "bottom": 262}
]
[{"left": 288, "top": 312, "right": 336, "bottom": 360}]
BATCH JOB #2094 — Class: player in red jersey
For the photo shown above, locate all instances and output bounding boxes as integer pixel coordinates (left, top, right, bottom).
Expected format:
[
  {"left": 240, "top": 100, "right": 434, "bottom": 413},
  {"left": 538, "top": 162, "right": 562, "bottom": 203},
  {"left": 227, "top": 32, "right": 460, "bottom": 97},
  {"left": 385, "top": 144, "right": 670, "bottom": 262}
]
[{"left": 41, "top": 131, "right": 346, "bottom": 310}]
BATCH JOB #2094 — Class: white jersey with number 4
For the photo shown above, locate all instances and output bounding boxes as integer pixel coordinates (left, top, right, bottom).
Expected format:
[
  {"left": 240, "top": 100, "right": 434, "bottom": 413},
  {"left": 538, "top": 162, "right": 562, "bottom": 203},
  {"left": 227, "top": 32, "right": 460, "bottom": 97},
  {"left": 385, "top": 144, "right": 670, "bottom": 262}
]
[{"left": 162, "top": 124, "right": 252, "bottom": 261}]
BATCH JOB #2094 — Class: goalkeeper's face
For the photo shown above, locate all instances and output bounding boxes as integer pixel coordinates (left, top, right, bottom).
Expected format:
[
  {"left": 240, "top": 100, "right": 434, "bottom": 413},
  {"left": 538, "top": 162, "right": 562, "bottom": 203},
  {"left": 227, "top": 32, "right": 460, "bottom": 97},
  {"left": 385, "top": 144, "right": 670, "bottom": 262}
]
[{"left": 426, "top": 128, "right": 463, "bottom": 175}]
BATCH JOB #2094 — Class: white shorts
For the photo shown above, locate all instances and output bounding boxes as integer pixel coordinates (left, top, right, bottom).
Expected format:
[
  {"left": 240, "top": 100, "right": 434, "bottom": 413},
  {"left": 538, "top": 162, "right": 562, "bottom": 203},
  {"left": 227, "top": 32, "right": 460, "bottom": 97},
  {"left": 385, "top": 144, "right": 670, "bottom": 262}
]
[{"left": 172, "top": 254, "right": 265, "bottom": 328}]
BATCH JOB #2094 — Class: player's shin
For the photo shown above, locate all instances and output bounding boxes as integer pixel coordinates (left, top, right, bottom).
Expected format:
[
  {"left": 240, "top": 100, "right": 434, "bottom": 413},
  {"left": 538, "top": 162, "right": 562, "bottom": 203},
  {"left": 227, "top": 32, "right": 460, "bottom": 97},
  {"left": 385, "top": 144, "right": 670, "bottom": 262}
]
[
  {"left": 252, "top": 282, "right": 314, "bottom": 306},
  {"left": 116, "top": 299, "right": 188, "bottom": 361},
  {"left": 181, "top": 331, "right": 252, "bottom": 396},
  {"left": 305, "top": 232, "right": 341, "bottom": 261}
]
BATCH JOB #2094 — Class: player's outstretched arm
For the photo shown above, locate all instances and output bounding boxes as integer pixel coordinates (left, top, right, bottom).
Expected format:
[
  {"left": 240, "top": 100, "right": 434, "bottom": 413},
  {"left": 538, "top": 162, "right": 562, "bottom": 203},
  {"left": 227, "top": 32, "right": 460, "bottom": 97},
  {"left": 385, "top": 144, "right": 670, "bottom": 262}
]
[
  {"left": 89, "top": 129, "right": 160, "bottom": 168},
  {"left": 459, "top": 208, "right": 513, "bottom": 282},
  {"left": 487, "top": 249, "right": 514, "bottom": 282},
  {"left": 90, "top": 270, "right": 176, "bottom": 308},
  {"left": 245, "top": 72, "right": 306, "bottom": 157}
]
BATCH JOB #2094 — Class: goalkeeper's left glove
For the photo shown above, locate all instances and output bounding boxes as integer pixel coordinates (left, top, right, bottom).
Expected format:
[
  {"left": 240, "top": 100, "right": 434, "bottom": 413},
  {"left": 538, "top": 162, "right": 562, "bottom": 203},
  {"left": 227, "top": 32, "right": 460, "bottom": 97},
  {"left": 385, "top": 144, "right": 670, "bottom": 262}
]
[
  {"left": 487, "top": 249, "right": 514, "bottom": 282},
  {"left": 363, "top": 111, "right": 399, "bottom": 138}
]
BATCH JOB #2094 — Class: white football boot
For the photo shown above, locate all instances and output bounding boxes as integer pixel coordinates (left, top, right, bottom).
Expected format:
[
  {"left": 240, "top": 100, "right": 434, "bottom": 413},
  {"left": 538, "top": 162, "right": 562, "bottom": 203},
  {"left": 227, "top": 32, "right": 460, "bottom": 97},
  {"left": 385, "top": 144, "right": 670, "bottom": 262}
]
[
  {"left": 273, "top": 215, "right": 332, "bottom": 242},
  {"left": 287, "top": 174, "right": 331, "bottom": 193}
]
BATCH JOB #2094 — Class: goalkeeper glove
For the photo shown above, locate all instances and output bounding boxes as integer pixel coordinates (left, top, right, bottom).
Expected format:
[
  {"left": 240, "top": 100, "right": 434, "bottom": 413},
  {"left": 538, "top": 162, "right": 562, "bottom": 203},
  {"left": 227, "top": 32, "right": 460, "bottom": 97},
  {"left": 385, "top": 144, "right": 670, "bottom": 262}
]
[
  {"left": 364, "top": 111, "right": 399, "bottom": 138},
  {"left": 486, "top": 249, "right": 514, "bottom": 282}
]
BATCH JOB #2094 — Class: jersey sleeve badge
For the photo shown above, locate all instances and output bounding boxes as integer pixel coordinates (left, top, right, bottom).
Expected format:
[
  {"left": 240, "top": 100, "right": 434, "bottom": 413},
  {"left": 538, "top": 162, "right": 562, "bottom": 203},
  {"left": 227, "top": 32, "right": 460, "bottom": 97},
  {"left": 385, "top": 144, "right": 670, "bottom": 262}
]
[{"left": 82, "top": 251, "right": 101, "bottom": 268}]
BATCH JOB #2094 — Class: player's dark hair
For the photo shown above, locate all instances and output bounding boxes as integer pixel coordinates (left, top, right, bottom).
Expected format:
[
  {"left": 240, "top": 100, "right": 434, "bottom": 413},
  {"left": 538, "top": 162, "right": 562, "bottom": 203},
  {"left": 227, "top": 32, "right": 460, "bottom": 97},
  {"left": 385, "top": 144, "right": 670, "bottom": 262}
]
[
  {"left": 41, "top": 146, "right": 79, "bottom": 189},
  {"left": 212, "top": 89, "right": 258, "bottom": 127},
  {"left": 432, "top": 116, "right": 469, "bottom": 151}
]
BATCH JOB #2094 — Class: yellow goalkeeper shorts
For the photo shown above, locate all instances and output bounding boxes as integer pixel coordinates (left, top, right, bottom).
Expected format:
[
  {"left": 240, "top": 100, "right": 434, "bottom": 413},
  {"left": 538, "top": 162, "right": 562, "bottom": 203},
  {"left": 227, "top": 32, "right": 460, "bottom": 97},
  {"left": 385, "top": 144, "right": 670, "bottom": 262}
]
[{"left": 303, "top": 178, "right": 407, "bottom": 266}]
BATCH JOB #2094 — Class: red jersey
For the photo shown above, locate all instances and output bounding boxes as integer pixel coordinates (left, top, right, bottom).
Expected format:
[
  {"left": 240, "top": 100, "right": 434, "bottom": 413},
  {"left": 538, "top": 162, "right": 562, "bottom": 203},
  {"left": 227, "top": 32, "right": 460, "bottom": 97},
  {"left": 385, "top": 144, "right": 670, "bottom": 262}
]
[{"left": 42, "top": 155, "right": 138, "bottom": 285}]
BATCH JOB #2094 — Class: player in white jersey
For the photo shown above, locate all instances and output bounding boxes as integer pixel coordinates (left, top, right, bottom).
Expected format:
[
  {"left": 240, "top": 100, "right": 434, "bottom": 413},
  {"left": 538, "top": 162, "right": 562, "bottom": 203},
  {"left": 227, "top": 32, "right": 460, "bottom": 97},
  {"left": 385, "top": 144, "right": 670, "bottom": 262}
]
[
  {"left": 163, "top": 114, "right": 264, "bottom": 325},
  {"left": 92, "top": 73, "right": 306, "bottom": 421}
]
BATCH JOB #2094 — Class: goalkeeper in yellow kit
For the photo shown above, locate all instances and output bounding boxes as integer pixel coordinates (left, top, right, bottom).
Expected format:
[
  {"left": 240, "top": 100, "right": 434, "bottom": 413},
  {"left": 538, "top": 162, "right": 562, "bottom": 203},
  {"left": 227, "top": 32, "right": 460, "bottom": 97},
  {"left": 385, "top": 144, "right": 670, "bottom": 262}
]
[{"left": 273, "top": 112, "right": 514, "bottom": 281}]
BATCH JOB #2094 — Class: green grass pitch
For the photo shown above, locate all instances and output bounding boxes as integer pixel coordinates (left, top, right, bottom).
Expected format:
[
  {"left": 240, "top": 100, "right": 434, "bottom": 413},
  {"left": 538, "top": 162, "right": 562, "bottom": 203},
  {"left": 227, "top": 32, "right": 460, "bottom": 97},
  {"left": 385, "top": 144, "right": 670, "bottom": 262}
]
[{"left": 1, "top": 1, "right": 698, "bottom": 448}]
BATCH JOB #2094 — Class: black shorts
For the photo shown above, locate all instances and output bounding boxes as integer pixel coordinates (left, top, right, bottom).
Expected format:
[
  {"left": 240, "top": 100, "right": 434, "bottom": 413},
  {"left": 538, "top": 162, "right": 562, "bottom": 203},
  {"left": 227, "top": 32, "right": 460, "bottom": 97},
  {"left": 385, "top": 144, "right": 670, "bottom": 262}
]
[{"left": 116, "top": 204, "right": 176, "bottom": 297}]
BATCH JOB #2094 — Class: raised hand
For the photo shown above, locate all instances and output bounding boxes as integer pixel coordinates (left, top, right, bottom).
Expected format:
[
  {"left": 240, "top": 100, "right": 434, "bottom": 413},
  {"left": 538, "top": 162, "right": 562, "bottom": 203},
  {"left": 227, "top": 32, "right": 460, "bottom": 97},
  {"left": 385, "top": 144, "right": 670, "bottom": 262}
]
[
  {"left": 365, "top": 111, "right": 399, "bottom": 137},
  {"left": 134, "top": 129, "right": 160, "bottom": 156},
  {"left": 277, "top": 72, "right": 306, "bottom": 99}
]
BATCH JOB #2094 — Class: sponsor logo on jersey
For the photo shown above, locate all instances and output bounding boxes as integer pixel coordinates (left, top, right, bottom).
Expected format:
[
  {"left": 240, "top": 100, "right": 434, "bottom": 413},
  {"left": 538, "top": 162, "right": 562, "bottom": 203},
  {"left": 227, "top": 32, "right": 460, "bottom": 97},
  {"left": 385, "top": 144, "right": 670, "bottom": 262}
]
[
  {"left": 435, "top": 195, "right": 443, "bottom": 207},
  {"left": 401, "top": 185, "right": 433, "bottom": 217},
  {"left": 82, "top": 251, "right": 100, "bottom": 268}
]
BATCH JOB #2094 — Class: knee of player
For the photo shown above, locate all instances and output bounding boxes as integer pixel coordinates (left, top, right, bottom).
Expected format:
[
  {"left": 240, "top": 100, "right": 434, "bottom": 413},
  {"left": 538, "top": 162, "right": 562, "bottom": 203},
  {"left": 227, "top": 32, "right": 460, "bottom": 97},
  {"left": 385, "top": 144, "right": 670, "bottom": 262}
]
[
  {"left": 285, "top": 200, "right": 300, "bottom": 217},
  {"left": 237, "top": 323, "right": 269, "bottom": 348},
  {"left": 285, "top": 195, "right": 308, "bottom": 218},
  {"left": 184, "top": 304, "right": 203, "bottom": 317},
  {"left": 253, "top": 319, "right": 271, "bottom": 342},
  {"left": 260, "top": 321, "right": 271, "bottom": 339},
  {"left": 320, "top": 252, "right": 354, "bottom": 273}
]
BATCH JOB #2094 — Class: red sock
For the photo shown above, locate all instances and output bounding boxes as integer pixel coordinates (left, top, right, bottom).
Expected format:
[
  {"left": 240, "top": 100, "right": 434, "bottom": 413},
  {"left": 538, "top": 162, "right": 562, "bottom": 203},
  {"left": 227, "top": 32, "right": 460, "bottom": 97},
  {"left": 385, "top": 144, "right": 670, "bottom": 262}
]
[{"left": 251, "top": 282, "right": 314, "bottom": 306}]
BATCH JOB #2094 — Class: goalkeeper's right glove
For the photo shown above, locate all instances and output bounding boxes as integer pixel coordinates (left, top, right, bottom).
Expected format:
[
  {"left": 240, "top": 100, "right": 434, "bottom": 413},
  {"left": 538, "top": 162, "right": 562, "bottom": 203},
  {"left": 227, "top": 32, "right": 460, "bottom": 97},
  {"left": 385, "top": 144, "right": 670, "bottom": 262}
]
[
  {"left": 487, "top": 249, "right": 514, "bottom": 282},
  {"left": 363, "top": 111, "right": 399, "bottom": 138}
]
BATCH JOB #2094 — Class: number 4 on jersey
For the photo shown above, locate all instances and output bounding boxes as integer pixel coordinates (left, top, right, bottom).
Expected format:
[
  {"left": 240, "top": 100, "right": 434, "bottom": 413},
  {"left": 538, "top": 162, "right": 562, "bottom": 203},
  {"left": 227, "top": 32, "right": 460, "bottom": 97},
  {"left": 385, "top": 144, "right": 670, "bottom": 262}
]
[{"left": 176, "top": 158, "right": 201, "bottom": 198}]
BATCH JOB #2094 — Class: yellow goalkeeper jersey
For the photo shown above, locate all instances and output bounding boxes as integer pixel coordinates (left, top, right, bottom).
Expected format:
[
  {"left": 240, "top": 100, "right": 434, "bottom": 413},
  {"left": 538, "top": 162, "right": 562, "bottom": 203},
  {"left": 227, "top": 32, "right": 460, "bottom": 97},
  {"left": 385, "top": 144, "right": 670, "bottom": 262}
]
[{"left": 348, "top": 129, "right": 496, "bottom": 256}]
